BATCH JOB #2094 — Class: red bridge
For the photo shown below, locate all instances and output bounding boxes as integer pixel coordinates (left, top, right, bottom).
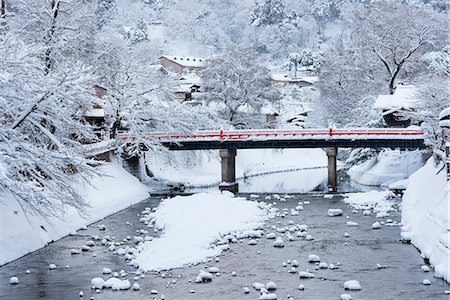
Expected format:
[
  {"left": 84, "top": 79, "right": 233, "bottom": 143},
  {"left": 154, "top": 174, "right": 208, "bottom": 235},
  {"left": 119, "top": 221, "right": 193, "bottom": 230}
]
[
  {"left": 116, "top": 128, "right": 426, "bottom": 150},
  {"left": 116, "top": 128, "right": 426, "bottom": 193}
]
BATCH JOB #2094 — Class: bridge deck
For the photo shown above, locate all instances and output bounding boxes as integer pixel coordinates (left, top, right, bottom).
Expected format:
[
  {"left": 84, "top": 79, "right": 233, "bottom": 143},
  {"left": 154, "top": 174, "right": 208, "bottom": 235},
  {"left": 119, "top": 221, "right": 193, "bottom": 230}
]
[{"left": 116, "top": 128, "right": 426, "bottom": 151}]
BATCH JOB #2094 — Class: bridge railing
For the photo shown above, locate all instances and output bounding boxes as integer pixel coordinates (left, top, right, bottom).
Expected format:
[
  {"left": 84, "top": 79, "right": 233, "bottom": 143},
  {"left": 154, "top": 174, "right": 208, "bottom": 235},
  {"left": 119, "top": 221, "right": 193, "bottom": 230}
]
[{"left": 115, "top": 128, "right": 425, "bottom": 143}]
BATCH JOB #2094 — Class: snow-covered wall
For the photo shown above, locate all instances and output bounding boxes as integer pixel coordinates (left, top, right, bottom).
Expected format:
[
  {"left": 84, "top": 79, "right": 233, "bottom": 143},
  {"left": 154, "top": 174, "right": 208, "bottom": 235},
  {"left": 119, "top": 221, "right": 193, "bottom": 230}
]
[
  {"left": 401, "top": 158, "right": 449, "bottom": 282},
  {"left": 0, "top": 163, "right": 149, "bottom": 266}
]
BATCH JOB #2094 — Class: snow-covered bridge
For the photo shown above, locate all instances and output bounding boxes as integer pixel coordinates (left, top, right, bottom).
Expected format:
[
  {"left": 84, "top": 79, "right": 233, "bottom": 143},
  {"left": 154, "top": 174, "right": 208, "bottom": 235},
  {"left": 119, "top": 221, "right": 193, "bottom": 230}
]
[{"left": 116, "top": 128, "right": 426, "bottom": 193}]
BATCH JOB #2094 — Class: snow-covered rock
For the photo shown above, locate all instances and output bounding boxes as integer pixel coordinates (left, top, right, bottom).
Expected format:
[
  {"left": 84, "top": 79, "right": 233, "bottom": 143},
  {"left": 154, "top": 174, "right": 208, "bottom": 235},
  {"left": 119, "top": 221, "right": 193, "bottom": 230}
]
[
  {"left": 9, "top": 277, "right": 19, "bottom": 284},
  {"left": 298, "top": 284, "right": 305, "bottom": 290},
  {"left": 102, "top": 268, "right": 112, "bottom": 274},
  {"left": 328, "top": 209, "right": 343, "bottom": 217},
  {"left": 49, "top": 264, "right": 56, "bottom": 270},
  {"left": 308, "top": 254, "right": 320, "bottom": 263},
  {"left": 266, "top": 281, "right": 277, "bottom": 290},
  {"left": 253, "top": 282, "right": 265, "bottom": 290},
  {"left": 273, "top": 237, "right": 284, "bottom": 248},
  {"left": 259, "top": 293, "right": 277, "bottom": 300},
  {"left": 319, "top": 262, "right": 328, "bottom": 269},
  {"left": 423, "top": 279, "right": 431, "bottom": 285},
  {"left": 400, "top": 231, "right": 412, "bottom": 242},
  {"left": 248, "top": 239, "right": 258, "bottom": 245},
  {"left": 346, "top": 221, "right": 359, "bottom": 227},
  {"left": 372, "top": 222, "right": 382, "bottom": 229},
  {"left": 195, "top": 270, "right": 213, "bottom": 283},
  {"left": 266, "top": 233, "right": 276, "bottom": 239},
  {"left": 299, "top": 271, "right": 314, "bottom": 278},
  {"left": 91, "top": 278, "right": 105, "bottom": 289},
  {"left": 243, "top": 287, "right": 250, "bottom": 293},
  {"left": 421, "top": 265, "right": 430, "bottom": 272},
  {"left": 344, "top": 280, "right": 361, "bottom": 290},
  {"left": 208, "top": 267, "right": 220, "bottom": 273},
  {"left": 341, "top": 294, "right": 352, "bottom": 300},
  {"left": 132, "top": 283, "right": 140, "bottom": 290}
]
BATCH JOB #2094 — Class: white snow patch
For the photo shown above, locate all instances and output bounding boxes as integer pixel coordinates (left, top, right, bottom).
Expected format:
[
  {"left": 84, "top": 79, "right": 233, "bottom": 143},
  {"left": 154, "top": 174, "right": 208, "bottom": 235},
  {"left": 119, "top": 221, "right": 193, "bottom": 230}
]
[
  {"left": 343, "top": 191, "right": 396, "bottom": 214},
  {"left": 133, "top": 192, "right": 270, "bottom": 271}
]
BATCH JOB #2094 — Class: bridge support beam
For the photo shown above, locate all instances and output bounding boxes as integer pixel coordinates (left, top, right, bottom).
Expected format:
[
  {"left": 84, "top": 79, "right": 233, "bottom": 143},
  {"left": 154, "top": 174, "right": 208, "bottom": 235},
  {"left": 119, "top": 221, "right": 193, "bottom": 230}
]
[
  {"left": 326, "top": 147, "right": 338, "bottom": 192},
  {"left": 219, "top": 149, "right": 238, "bottom": 193}
]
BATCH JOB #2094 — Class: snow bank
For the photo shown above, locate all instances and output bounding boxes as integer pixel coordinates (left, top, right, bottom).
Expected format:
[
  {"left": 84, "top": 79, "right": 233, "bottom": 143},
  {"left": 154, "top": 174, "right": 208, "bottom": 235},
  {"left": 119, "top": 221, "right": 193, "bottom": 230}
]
[
  {"left": 401, "top": 158, "right": 449, "bottom": 282},
  {"left": 0, "top": 163, "right": 149, "bottom": 265},
  {"left": 133, "top": 192, "right": 270, "bottom": 271},
  {"left": 348, "top": 150, "right": 423, "bottom": 186}
]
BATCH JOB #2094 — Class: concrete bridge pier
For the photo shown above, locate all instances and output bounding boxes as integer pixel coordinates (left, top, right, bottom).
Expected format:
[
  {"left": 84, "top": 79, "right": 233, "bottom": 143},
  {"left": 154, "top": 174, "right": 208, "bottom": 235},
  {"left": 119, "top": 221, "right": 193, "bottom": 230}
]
[
  {"left": 219, "top": 149, "right": 239, "bottom": 193},
  {"left": 326, "top": 147, "right": 338, "bottom": 192}
]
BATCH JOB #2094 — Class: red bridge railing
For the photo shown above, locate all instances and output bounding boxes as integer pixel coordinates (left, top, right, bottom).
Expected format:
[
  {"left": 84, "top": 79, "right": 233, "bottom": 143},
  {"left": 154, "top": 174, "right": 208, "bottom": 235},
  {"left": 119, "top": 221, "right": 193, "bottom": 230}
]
[{"left": 116, "top": 128, "right": 425, "bottom": 143}]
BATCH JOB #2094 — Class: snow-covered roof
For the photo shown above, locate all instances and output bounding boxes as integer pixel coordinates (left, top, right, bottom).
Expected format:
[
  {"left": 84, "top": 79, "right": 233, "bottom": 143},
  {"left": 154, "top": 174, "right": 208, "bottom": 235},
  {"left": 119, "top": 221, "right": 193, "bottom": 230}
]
[
  {"left": 179, "top": 74, "right": 202, "bottom": 85},
  {"left": 175, "top": 84, "right": 196, "bottom": 93},
  {"left": 160, "top": 55, "right": 205, "bottom": 68},
  {"left": 374, "top": 85, "right": 420, "bottom": 110},
  {"left": 270, "top": 73, "right": 319, "bottom": 84}
]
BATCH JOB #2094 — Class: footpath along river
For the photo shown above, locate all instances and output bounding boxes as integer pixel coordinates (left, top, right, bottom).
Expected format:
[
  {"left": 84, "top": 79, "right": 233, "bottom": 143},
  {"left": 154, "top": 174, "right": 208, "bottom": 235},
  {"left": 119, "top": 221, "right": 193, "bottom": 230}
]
[{"left": 0, "top": 189, "right": 449, "bottom": 300}]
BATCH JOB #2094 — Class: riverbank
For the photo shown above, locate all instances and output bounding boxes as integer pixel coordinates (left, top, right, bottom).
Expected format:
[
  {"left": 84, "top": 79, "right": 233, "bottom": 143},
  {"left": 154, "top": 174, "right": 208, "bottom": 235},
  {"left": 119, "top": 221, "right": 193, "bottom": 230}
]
[{"left": 0, "top": 162, "right": 149, "bottom": 266}]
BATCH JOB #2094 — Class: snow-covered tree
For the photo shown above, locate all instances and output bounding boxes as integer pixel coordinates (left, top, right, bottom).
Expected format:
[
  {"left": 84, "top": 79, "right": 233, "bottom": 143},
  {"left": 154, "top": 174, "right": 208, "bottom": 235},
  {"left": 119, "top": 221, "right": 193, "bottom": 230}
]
[
  {"left": 414, "top": 46, "right": 450, "bottom": 160},
  {"left": 310, "top": 42, "right": 383, "bottom": 128},
  {"left": 288, "top": 52, "right": 302, "bottom": 77},
  {"left": 0, "top": 31, "right": 99, "bottom": 218},
  {"left": 201, "top": 49, "right": 281, "bottom": 126},
  {"left": 288, "top": 49, "right": 321, "bottom": 77},
  {"left": 354, "top": 1, "right": 446, "bottom": 94},
  {"left": 250, "top": 0, "right": 285, "bottom": 27}
]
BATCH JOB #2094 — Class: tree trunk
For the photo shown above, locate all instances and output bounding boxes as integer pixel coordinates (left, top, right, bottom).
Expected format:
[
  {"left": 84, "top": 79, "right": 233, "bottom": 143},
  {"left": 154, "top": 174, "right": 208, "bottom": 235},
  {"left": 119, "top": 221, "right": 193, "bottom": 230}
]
[
  {"left": 388, "top": 77, "right": 396, "bottom": 95},
  {"left": 1, "top": 0, "right": 5, "bottom": 18},
  {"left": 44, "top": 0, "right": 60, "bottom": 74}
]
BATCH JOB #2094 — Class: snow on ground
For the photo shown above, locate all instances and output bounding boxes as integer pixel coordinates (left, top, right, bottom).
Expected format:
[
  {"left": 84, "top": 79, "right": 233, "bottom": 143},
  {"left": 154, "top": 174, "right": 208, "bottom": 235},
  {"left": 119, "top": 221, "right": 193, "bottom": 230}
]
[
  {"left": 401, "top": 158, "right": 450, "bottom": 283},
  {"left": 133, "top": 191, "right": 272, "bottom": 271},
  {"left": 348, "top": 149, "right": 423, "bottom": 186},
  {"left": 0, "top": 162, "right": 149, "bottom": 265},
  {"left": 343, "top": 190, "right": 396, "bottom": 215},
  {"left": 146, "top": 148, "right": 328, "bottom": 189}
]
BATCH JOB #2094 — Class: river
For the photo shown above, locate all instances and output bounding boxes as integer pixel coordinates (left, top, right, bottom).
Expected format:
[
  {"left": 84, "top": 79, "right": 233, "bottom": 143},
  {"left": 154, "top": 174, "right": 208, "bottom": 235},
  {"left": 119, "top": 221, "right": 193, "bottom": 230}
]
[{"left": 0, "top": 173, "right": 448, "bottom": 299}]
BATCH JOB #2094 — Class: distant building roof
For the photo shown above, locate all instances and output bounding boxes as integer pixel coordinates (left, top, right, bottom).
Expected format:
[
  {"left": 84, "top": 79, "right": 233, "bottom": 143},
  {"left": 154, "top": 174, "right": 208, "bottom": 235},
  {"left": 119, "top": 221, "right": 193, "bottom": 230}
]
[
  {"left": 270, "top": 73, "right": 319, "bottom": 84},
  {"left": 373, "top": 85, "right": 420, "bottom": 110},
  {"left": 160, "top": 55, "right": 205, "bottom": 68}
]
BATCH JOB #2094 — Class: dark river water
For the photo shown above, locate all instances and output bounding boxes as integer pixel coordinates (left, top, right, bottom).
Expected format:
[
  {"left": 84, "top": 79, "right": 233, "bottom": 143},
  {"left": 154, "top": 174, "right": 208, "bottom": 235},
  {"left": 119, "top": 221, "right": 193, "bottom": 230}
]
[{"left": 0, "top": 189, "right": 449, "bottom": 300}]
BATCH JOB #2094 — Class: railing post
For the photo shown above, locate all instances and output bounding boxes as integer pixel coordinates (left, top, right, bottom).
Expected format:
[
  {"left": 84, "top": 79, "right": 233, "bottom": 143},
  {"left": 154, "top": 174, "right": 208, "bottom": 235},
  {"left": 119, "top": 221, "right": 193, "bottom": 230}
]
[
  {"left": 326, "top": 147, "right": 338, "bottom": 192},
  {"left": 219, "top": 149, "right": 238, "bottom": 193}
]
